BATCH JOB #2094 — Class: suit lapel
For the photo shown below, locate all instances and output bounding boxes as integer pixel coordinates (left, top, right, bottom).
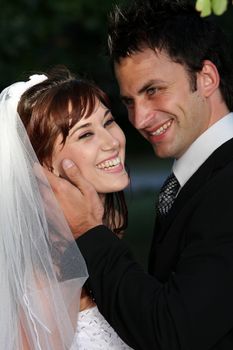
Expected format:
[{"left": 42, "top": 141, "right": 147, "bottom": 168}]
[{"left": 149, "top": 137, "right": 233, "bottom": 278}]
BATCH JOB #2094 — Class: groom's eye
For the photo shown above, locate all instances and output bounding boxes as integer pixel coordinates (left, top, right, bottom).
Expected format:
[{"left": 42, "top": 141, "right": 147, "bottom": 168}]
[
  {"left": 146, "top": 87, "right": 157, "bottom": 96},
  {"left": 122, "top": 97, "right": 134, "bottom": 107}
]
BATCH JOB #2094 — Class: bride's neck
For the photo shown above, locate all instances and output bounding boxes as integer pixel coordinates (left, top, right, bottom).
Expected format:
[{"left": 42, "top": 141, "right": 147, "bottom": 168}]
[
  {"left": 80, "top": 289, "right": 96, "bottom": 311},
  {"left": 99, "top": 193, "right": 106, "bottom": 205}
]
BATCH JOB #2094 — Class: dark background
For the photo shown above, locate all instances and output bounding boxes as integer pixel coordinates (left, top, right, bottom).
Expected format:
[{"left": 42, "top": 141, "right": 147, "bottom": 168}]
[{"left": 1, "top": 0, "right": 233, "bottom": 267}]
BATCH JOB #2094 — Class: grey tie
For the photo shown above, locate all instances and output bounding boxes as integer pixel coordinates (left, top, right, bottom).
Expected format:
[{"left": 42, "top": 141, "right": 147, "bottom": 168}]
[{"left": 157, "top": 172, "right": 180, "bottom": 216}]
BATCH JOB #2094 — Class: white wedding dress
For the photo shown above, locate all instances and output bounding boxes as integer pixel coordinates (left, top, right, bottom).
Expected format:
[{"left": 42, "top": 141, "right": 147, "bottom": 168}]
[{"left": 71, "top": 306, "right": 133, "bottom": 349}]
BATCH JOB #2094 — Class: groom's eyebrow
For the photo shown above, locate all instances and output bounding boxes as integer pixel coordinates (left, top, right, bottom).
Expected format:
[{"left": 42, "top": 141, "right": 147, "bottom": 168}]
[
  {"left": 138, "top": 79, "right": 164, "bottom": 94},
  {"left": 120, "top": 79, "right": 165, "bottom": 99}
]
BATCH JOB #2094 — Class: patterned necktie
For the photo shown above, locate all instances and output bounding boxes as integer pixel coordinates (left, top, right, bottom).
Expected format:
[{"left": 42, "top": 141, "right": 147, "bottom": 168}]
[{"left": 157, "top": 172, "right": 180, "bottom": 216}]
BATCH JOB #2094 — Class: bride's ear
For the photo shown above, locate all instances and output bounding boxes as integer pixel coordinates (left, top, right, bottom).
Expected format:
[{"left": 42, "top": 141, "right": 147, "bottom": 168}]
[
  {"left": 42, "top": 161, "right": 60, "bottom": 176},
  {"left": 51, "top": 166, "right": 60, "bottom": 176}
]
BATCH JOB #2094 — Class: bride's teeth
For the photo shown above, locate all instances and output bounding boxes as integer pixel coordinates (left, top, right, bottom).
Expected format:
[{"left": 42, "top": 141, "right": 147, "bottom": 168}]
[{"left": 97, "top": 157, "right": 121, "bottom": 169}]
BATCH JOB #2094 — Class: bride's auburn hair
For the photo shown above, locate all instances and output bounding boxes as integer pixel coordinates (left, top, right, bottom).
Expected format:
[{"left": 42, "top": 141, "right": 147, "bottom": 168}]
[{"left": 18, "top": 66, "right": 128, "bottom": 236}]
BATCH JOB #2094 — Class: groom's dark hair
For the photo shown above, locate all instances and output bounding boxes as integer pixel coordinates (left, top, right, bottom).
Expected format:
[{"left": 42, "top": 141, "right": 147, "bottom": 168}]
[{"left": 108, "top": 0, "right": 233, "bottom": 110}]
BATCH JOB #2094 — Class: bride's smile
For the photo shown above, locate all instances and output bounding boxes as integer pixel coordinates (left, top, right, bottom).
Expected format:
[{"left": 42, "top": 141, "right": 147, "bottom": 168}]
[{"left": 52, "top": 101, "right": 129, "bottom": 194}]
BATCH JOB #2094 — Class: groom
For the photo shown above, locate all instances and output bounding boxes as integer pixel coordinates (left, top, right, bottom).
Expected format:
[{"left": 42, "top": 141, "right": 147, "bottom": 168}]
[{"left": 47, "top": 1, "right": 233, "bottom": 349}]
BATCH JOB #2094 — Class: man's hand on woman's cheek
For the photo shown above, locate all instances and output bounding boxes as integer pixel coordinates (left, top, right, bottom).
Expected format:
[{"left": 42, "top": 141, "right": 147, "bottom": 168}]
[{"left": 42, "top": 159, "right": 104, "bottom": 238}]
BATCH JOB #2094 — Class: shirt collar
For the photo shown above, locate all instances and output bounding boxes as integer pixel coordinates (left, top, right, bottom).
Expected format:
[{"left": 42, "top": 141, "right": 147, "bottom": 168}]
[{"left": 173, "top": 113, "right": 233, "bottom": 187}]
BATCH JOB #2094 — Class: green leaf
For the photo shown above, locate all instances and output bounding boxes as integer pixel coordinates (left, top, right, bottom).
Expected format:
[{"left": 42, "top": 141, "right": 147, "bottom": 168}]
[
  {"left": 211, "top": 0, "right": 228, "bottom": 15},
  {"left": 196, "top": 0, "right": 211, "bottom": 17}
]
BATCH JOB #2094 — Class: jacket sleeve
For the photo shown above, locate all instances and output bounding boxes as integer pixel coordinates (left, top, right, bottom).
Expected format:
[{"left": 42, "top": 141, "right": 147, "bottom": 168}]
[
  {"left": 77, "top": 225, "right": 181, "bottom": 349},
  {"left": 77, "top": 161, "right": 233, "bottom": 350}
]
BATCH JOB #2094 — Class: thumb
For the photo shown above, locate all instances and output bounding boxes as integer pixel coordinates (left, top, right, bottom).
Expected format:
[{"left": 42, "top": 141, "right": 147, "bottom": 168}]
[{"left": 62, "top": 159, "right": 93, "bottom": 192}]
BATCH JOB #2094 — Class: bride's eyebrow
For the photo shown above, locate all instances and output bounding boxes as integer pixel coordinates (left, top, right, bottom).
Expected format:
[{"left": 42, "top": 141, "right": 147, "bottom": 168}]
[
  {"left": 103, "top": 109, "right": 111, "bottom": 117},
  {"left": 69, "top": 109, "right": 111, "bottom": 136},
  {"left": 70, "top": 122, "right": 92, "bottom": 136}
]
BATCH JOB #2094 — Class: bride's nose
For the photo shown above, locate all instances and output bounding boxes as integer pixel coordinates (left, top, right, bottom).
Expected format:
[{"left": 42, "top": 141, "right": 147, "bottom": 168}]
[{"left": 100, "top": 130, "right": 119, "bottom": 151}]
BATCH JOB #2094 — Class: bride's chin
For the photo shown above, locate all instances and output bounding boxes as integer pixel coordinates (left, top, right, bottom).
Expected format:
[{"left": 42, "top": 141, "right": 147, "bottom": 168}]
[{"left": 96, "top": 174, "right": 129, "bottom": 196}]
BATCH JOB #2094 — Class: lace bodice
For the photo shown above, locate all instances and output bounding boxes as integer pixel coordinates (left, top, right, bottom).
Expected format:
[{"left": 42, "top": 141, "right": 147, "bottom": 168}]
[{"left": 71, "top": 306, "right": 133, "bottom": 349}]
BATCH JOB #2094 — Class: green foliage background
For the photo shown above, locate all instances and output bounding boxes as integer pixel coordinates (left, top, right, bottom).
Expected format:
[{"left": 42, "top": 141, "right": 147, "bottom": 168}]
[
  {"left": 0, "top": 0, "right": 114, "bottom": 87},
  {"left": 196, "top": 0, "right": 228, "bottom": 17}
]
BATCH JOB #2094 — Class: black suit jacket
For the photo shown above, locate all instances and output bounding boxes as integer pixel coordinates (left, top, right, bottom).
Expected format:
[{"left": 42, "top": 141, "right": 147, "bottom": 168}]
[{"left": 78, "top": 138, "right": 233, "bottom": 350}]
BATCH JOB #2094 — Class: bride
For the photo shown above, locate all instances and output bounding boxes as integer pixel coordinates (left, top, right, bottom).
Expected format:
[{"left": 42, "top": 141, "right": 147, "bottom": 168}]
[{"left": 15, "top": 66, "right": 132, "bottom": 349}]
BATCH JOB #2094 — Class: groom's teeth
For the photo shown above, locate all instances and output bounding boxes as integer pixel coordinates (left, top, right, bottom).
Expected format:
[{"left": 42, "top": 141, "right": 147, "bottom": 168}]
[
  {"left": 152, "top": 120, "right": 172, "bottom": 136},
  {"left": 97, "top": 157, "right": 121, "bottom": 169}
]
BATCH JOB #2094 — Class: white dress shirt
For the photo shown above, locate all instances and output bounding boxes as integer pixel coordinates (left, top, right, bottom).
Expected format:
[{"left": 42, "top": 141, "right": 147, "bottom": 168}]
[{"left": 173, "top": 113, "right": 233, "bottom": 189}]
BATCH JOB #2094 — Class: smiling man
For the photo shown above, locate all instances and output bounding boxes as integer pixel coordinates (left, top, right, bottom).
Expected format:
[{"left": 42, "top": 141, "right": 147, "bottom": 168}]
[
  {"left": 46, "top": 1, "right": 233, "bottom": 349},
  {"left": 114, "top": 47, "right": 227, "bottom": 159}
]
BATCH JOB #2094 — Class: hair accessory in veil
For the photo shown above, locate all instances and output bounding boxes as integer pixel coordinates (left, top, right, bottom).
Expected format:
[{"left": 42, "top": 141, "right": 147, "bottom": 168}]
[{"left": 0, "top": 75, "right": 88, "bottom": 349}]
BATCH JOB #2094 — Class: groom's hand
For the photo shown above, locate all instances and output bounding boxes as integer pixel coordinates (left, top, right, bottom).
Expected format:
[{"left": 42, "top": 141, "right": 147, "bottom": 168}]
[{"left": 44, "top": 159, "right": 104, "bottom": 239}]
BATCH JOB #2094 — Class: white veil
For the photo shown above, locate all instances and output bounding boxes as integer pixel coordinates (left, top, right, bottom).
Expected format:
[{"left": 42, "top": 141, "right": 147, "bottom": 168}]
[{"left": 0, "top": 75, "right": 88, "bottom": 349}]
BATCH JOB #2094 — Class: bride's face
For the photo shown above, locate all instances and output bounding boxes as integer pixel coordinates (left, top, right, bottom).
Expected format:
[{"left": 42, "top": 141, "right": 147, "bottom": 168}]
[{"left": 52, "top": 101, "right": 129, "bottom": 194}]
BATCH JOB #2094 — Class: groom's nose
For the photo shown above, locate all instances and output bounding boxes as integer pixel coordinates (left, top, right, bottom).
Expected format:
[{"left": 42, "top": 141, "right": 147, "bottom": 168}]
[{"left": 129, "top": 100, "right": 154, "bottom": 130}]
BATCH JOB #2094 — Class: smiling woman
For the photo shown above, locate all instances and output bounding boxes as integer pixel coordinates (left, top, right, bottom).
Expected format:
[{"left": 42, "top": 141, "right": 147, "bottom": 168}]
[
  {"left": 52, "top": 101, "right": 128, "bottom": 195},
  {"left": 18, "top": 66, "right": 129, "bottom": 236},
  {"left": 17, "top": 66, "right": 132, "bottom": 349}
]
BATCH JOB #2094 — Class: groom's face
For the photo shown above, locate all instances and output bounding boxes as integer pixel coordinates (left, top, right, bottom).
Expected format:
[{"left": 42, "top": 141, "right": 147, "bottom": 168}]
[{"left": 114, "top": 47, "right": 212, "bottom": 159}]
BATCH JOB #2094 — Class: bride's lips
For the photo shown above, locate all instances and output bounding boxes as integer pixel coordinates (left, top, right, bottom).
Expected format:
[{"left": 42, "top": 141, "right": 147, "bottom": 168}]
[{"left": 96, "top": 155, "right": 124, "bottom": 173}]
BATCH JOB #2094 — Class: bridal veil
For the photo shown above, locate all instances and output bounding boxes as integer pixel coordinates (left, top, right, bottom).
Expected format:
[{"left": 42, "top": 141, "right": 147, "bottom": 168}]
[{"left": 0, "top": 75, "right": 88, "bottom": 349}]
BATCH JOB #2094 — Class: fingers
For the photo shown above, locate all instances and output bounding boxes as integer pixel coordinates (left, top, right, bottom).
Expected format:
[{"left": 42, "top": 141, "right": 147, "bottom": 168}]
[
  {"left": 34, "top": 168, "right": 75, "bottom": 243},
  {"left": 34, "top": 159, "right": 103, "bottom": 237},
  {"left": 62, "top": 159, "right": 94, "bottom": 195},
  {"left": 33, "top": 165, "right": 58, "bottom": 216},
  {"left": 42, "top": 167, "right": 61, "bottom": 191},
  {"left": 42, "top": 166, "right": 72, "bottom": 196},
  {"left": 62, "top": 159, "right": 82, "bottom": 185}
]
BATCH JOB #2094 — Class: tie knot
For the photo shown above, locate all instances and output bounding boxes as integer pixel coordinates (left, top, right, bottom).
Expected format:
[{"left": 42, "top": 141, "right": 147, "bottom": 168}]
[{"left": 157, "top": 173, "right": 180, "bottom": 216}]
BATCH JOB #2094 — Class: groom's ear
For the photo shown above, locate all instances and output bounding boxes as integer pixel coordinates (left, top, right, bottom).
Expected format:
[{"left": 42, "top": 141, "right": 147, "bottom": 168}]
[{"left": 197, "top": 60, "right": 220, "bottom": 97}]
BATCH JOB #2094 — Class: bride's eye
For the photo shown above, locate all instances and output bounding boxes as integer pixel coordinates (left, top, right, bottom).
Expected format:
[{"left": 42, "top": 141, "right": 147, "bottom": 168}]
[
  {"left": 78, "top": 132, "right": 93, "bottom": 139},
  {"left": 104, "top": 117, "right": 115, "bottom": 127}
]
